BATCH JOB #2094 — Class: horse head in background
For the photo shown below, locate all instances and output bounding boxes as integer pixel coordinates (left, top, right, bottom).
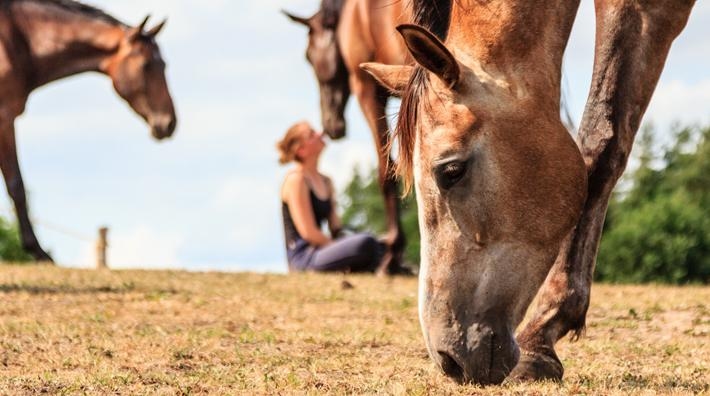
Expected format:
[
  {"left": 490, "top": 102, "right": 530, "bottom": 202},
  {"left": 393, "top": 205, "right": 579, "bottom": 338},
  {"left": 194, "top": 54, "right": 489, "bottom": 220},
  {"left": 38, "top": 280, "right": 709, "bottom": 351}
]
[
  {"left": 363, "top": 0, "right": 696, "bottom": 385},
  {"left": 284, "top": 0, "right": 413, "bottom": 274},
  {"left": 0, "top": 0, "right": 176, "bottom": 262},
  {"left": 283, "top": 1, "right": 348, "bottom": 139},
  {"left": 103, "top": 16, "right": 176, "bottom": 140}
]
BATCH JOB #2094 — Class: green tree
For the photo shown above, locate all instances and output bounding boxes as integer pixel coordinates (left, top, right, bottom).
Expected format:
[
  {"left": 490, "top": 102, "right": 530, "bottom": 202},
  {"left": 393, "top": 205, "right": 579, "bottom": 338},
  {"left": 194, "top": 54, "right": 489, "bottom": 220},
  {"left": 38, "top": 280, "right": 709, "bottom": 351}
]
[
  {"left": 597, "top": 123, "right": 710, "bottom": 284},
  {"left": 340, "top": 167, "right": 420, "bottom": 267},
  {"left": 0, "top": 216, "right": 32, "bottom": 263}
]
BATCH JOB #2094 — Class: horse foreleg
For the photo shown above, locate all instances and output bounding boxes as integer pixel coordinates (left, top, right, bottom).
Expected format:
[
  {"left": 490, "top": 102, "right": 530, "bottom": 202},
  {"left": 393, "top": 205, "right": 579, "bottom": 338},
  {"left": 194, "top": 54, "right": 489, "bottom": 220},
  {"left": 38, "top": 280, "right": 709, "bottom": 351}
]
[
  {"left": 508, "top": 0, "right": 695, "bottom": 382},
  {"left": 0, "top": 120, "right": 53, "bottom": 263},
  {"left": 351, "top": 71, "right": 405, "bottom": 275}
]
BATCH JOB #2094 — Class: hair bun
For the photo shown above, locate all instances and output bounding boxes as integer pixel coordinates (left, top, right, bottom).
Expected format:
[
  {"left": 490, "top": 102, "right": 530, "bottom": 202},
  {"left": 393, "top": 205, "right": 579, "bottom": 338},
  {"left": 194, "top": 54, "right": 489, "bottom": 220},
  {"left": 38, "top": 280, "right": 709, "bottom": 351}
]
[{"left": 276, "top": 121, "right": 311, "bottom": 165}]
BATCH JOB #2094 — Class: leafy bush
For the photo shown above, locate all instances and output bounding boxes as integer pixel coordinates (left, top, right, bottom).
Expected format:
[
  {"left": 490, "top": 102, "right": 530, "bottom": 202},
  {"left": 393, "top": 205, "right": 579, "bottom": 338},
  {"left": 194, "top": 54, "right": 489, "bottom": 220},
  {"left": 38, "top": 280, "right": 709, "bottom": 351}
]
[
  {"left": 597, "top": 124, "right": 710, "bottom": 284},
  {"left": 340, "top": 167, "right": 420, "bottom": 266},
  {"left": 597, "top": 191, "right": 710, "bottom": 283},
  {"left": 0, "top": 216, "right": 32, "bottom": 263}
]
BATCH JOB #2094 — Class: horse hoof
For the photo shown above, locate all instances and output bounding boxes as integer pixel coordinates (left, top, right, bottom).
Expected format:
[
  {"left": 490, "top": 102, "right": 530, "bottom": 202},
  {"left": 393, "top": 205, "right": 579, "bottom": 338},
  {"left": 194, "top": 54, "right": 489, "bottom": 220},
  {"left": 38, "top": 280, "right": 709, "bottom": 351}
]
[
  {"left": 504, "top": 350, "right": 563, "bottom": 384},
  {"left": 376, "top": 261, "right": 414, "bottom": 277},
  {"left": 32, "top": 249, "right": 54, "bottom": 264},
  {"left": 388, "top": 264, "right": 415, "bottom": 276}
]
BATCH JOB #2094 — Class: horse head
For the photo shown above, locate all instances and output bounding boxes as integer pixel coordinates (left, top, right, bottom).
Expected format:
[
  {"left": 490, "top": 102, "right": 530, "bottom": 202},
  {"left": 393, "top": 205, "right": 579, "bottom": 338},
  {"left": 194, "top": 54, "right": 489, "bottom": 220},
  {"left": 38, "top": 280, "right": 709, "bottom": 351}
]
[
  {"left": 363, "top": 25, "right": 587, "bottom": 384},
  {"left": 284, "top": 9, "right": 349, "bottom": 140},
  {"left": 103, "top": 16, "right": 176, "bottom": 140}
]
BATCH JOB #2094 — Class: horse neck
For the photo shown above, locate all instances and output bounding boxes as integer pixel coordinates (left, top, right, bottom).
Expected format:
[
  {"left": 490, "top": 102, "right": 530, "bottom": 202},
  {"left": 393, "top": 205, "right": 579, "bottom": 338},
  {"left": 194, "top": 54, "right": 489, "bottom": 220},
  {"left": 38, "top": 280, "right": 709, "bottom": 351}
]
[
  {"left": 12, "top": 6, "right": 124, "bottom": 89},
  {"left": 448, "top": 0, "right": 580, "bottom": 111}
]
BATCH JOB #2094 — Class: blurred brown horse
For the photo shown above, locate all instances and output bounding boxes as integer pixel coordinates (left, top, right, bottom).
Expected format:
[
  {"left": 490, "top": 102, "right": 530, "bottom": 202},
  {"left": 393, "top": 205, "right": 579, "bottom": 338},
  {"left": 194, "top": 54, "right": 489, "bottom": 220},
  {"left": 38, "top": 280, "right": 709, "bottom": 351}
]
[
  {"left": 0, "top": 0, "right": 176, "bottom": 262},
  {"left": 284, "top": 0, "right": 413, "bottom": 274},
  {"left": 364, "top": 0, "right": 696, "bottom": 385}
]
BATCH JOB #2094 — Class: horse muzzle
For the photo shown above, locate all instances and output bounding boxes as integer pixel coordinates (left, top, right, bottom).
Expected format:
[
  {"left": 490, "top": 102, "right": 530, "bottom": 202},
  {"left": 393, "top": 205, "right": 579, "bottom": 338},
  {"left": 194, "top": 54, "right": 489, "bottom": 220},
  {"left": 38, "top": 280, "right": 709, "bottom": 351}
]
[
  {"left": 150, "top": 114, "right": 177, "bottom": 140},
  {"left": 428, "top": 322, "right": 519, "bottom": 385},
  {"left": 323, "top": 119, "right": 346, "bottom": 140},
  {"left": 319, "top": 82, "right": 349, "bottom": 140}
]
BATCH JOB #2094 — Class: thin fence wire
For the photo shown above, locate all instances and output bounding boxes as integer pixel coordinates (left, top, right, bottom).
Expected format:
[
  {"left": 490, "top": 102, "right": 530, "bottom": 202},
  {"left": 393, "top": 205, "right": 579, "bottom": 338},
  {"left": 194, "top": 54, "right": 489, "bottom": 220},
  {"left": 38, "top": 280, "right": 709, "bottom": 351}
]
[{"left": 0, "top": 206, "right": 93, "bottom": 243}]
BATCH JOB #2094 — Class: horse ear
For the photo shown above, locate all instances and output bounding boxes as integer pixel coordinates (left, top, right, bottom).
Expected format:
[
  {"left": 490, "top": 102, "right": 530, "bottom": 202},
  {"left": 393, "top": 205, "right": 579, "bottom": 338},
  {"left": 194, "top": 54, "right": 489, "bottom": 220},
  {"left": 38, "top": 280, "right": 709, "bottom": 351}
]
[
  {"left": 396, "top": 24, "right": 460, "bottom": 89},
  {"left": 147, "top": 19, "right": 167, "bottom": 38},
  {"left": 282, "top": 10, "right": 311, "bottom": 27},
  {"left": 360, "top": 63, "right": 413, "bottom": 97},
  {"left": 128, "top": 15, "right": 151, "bottom": 42}
]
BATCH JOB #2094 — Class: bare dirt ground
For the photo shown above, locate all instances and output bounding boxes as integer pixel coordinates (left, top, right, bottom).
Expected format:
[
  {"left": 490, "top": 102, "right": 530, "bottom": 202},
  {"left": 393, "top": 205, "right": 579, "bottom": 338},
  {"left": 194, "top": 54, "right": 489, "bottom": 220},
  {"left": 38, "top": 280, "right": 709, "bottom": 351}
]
[{"left": 0, "top": 265, "right": 708, "bottom": 395}]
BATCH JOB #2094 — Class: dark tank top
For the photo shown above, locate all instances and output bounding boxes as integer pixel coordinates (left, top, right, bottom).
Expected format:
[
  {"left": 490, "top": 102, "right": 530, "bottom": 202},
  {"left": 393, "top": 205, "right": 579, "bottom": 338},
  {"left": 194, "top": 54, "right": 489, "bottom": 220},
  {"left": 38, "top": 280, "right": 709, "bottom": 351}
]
[{"left": 282, "top": 187, "right": 332, "bottom": 250}]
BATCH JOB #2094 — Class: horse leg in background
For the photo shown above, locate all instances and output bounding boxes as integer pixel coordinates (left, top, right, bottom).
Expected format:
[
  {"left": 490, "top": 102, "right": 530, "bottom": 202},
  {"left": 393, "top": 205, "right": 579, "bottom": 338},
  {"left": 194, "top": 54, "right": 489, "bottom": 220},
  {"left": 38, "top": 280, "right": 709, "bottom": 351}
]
[
  {"left": 350, "top": 69, "right": 405, "bottom": 275},
  {"left": 0, "top": 119, "right": 53, "bottom": 262},
  {"left": 509, "top": 0, "right": 695, "bottom": 382}
]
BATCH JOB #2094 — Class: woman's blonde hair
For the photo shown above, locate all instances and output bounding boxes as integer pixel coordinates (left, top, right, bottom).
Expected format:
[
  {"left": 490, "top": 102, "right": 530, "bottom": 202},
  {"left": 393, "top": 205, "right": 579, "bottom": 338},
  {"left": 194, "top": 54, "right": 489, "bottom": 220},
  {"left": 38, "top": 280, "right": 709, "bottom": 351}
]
[{"left": 276, "top": 121, "right": 311, "bottom": 165}]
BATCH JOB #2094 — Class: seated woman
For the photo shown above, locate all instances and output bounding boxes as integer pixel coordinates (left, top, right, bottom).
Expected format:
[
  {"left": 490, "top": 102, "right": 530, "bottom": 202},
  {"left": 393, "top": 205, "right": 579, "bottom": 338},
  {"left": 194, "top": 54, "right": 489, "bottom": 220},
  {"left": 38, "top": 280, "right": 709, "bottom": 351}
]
[{"left": 277, "top": 121, "right": 380, "bottom": 273}]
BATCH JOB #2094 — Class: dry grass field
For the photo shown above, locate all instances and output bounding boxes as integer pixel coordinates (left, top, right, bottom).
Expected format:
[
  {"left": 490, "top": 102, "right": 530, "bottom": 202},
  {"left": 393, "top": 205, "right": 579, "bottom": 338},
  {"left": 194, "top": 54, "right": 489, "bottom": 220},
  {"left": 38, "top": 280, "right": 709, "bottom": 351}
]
[{"left": 0, "top": 265, "right": 708, "bottom": 395}]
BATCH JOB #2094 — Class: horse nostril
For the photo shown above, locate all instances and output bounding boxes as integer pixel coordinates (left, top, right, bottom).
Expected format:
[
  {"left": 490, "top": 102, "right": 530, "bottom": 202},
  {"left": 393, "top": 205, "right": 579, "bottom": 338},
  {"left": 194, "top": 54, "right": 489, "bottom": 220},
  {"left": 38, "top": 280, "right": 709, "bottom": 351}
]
[
  {"left": 438, "top": 351, "right": 465, "bottom": 382},
  {"left": 328, "top": 126, "right": 346, "bottom": 140},
  {"left": 167, "top": 117, "right": 176, "bottom": 134}
]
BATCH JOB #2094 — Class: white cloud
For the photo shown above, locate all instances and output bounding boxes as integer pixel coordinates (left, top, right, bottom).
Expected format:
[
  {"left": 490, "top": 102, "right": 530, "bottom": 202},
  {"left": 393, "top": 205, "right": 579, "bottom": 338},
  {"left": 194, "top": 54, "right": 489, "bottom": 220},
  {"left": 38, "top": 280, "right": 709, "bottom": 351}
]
[
  {"left": 213, "top": 176, "right": 281, "bottom": 250},
  {"left": 91, "top": 0, "right": 317, "bottom": 43},
  {"left": 645, "top": 79, "right": 710, "bottom": 130},
  {"left": 78, "top": 225, "right": 184, "bottom": 269},
  {"left": 321, "top": 140, "right": 378, "bottom": 191}
]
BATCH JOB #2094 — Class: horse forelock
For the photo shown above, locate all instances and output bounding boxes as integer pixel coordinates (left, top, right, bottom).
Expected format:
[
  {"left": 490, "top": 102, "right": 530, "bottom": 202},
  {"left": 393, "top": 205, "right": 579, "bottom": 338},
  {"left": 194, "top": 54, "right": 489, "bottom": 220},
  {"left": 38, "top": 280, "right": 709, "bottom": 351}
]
[
  {"left": 320, "top": 0, "right": 344, "bottom": 29},
  {"left": 395, "top": 67, "right": 430, "bottom": 193},
  {"left": 395, "top": 0, "right": 452, "bottom": 193},
  {"left": 412, "top": 0, "right": 452, "bottom": 38}
]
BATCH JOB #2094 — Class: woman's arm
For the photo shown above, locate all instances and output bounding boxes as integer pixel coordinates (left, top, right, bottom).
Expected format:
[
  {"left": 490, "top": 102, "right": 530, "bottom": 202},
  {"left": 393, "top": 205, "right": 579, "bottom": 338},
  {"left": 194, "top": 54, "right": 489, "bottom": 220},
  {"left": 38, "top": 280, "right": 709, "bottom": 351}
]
[
  {"left": 284, "top": 172, "right": 332, "bottom": 246},
  {"left": 325, "top": 176, "right": 343, "bottom": 238}
]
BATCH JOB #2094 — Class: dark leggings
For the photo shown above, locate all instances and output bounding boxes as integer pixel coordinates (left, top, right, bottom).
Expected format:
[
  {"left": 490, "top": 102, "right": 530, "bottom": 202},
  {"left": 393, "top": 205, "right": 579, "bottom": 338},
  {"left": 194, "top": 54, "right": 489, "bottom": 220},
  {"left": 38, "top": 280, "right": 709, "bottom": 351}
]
[{"left": 289, "top": 233, "right": 380, "bottom": 273}]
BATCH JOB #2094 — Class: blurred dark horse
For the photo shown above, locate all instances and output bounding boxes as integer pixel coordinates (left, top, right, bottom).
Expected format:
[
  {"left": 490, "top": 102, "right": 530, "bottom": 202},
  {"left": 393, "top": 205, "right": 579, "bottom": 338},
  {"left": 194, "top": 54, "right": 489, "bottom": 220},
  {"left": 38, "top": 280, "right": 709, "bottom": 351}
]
[
  {"left": 0, "top": 0, "right": 176, "bottom": 262},
  {"left": 284, "top": 0, "right": 412, "bottom": 274}
]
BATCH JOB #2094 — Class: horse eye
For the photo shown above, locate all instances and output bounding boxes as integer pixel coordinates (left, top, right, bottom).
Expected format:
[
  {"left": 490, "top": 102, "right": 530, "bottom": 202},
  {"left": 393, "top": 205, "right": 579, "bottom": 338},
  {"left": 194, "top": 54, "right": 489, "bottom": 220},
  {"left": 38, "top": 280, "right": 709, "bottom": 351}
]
[{"left": 435, "top": 161, "right": 468, "bottom": 190}]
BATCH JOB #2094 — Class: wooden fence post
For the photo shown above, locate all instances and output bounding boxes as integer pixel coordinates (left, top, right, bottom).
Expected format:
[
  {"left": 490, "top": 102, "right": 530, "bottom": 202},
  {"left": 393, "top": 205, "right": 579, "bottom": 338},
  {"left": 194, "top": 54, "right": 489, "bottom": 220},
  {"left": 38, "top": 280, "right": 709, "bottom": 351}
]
[{"left": 96, "top": 226, "right": 109, "bottom": 269}]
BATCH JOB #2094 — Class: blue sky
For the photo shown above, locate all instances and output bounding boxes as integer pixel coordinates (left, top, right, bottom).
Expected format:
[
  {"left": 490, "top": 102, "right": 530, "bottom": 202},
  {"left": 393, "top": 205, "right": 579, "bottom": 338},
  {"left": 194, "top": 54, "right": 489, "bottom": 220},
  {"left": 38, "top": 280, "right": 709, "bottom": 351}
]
[{"left": 1, "top": 1, "right": 708, "bottom": 273}]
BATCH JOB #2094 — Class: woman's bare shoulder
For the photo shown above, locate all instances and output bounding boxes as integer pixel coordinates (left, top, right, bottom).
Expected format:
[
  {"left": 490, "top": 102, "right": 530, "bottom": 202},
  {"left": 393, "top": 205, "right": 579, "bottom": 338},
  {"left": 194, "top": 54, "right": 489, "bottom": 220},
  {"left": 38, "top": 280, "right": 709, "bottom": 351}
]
[
  {"left": 282, "top": 170, "right": 307, "bottom": 201},
  {"left": 284, "top": 169, "right": 307, "bottom": 185}
]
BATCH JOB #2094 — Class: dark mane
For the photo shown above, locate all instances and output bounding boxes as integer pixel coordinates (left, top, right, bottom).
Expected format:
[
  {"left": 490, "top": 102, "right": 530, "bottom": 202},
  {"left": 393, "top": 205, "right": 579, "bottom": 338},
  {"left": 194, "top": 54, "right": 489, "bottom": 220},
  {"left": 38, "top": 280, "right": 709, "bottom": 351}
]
[
  {"left": 320, "top": 0, "right": 344, "bottom": 29},
  {"left": 395, "top": 0, "right": 452, "bottom": 191},
  {"left": 412, "top": 0, "right": 452, "bottom": 39},
  {"left": 21, "top": 0, "right": 124, "bottom": 26}
]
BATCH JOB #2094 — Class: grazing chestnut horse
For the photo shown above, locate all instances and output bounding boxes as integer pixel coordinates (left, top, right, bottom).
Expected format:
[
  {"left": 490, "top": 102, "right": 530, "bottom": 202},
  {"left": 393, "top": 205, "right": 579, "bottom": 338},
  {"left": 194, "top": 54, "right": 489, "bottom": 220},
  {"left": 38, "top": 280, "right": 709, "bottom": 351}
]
[
  {"left": 284, "top": 0, "right": 412, "bottom": 274},
  {"left": 0, "top": 0, "right": 176, "bottom": 262},
  {"left": 363, "top": 0, "right": 696, "bottom": 385}
]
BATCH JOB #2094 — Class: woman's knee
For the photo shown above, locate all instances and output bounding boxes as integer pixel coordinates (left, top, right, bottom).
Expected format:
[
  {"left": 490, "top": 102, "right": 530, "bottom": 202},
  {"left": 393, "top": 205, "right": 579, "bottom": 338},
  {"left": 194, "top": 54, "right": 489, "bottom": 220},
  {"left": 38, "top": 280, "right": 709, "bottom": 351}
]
[
  {"left": 347, "top": 233, "right": 380, "bottom": 269},
  {"left": 310, "top": 233, "right": 379, "bottom": 272},
  {"left": 348, "top": 233, "right": 376, "bottom": 248}
]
